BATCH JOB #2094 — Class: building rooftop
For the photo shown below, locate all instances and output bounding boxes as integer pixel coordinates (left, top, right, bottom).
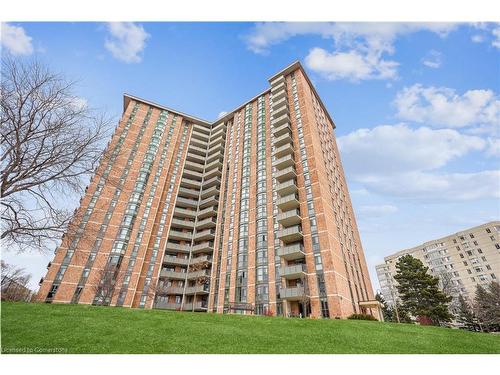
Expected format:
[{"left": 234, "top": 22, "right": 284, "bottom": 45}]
[{"left": 123, "top": 60, "right": 336, "bottom": 129}]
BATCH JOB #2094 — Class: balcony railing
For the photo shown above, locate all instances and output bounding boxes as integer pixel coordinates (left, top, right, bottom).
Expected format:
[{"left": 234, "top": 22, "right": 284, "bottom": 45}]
[
  {"left": 191, "top": 241, "right": 214, "bottom": 254},
  {"left": 280, "top": 264, "right": 306, "bottom": 279},
  {"left": 185, "top": 284, "right": 210, "bottom": 295},
  {"left": 272, "top": 113, "right": 290, "bottom": 128},
  {"left": 182, "top": 301, "right": 208, "bottom": 311},
  {"left": 280, "top": 287, "right": 305, "bottom": 301},
  {"left": 273, "top": 131, "right": 293, "bottom": 148},
  {"left": 163, "top": 255, "right": 190, "bottom": 266},
  {"left": 165, "top": 242, "right": 190, "bottom": 253},
  {"left": 274, "top": 143, "right": 294, "bottom": 158},
  {"left": 170, "top": 218, "right": 195, "bottom": 230},
  {"left": 168, "top": 230, "right": 192, "bottom": 241},
  {"left": 276, "top": 193, "right": 300, "bottom": 211},
  {"left": 180, "top": 177, "right": 201, "bottom": 189},
  {"left": 277, "top": 225, "right": 303, "bottom": 243},
  {"left": 160, "top": 269, "right": 187, "bottom": 279},
  {"left": 194, "top": 228, "right": 216, "bottom": 241},
  {"left": 277, "top": 209, "right": 301, "bottom": 227},
  {"left": 277, "top": 243, "right": 306, "bottom": 261},
  {"left": 273, "top": 154, "right": 294, "bottom": 170},
  {"left": 177, "top": 187, "right": 200, "bottom": 199},
  {"left": 276, "top": 179, "right": 297, "bottom": 196},
  {"left": 197, "top": 206, "right": 217, "bottom": 219},
  {"left": 155, "top": 301, "right": 181, "bottom": 310},
  {"left": 275, "top": 166, "right": 297, "bottom": 183},
  {"left": 175, "top": 197, "right": 198, "bottom": 209},
  {"left": 173, "top": 207, "right": 196, "bottom": 218}
]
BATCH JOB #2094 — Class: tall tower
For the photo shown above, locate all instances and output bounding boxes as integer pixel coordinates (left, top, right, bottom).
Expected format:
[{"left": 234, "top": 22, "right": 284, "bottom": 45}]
[{"left": 38, "top": 61, "right": 376, "bottom": 319}]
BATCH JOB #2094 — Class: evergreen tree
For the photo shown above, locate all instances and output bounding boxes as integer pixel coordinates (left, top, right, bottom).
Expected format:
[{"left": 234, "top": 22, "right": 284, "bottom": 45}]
[
  {"left": 375, "top": 293, "right": 394, "bottom": 322},
  {"left": 456, "top": 294, "right": 477, "bottom": 331},
  {"left": 393, "top": 254, "right": 453, "bottom": 325},
  {"left": 474, "top": 281, "right": 500, "bottom": 332}
]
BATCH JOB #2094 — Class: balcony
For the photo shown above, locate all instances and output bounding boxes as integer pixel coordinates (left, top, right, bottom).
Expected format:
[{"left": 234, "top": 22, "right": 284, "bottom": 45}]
[
  {"left": 211, "top": 122, "right": 226, "bottom": 134},
  {"left": 163, "top": 286, "right": 185, "bottom": 295},
  {"left": 189, "top": 145, "right": 207, "bottom": 156},
  {"left": 155, "top": 301, "right": 181, "bottom": 310},
  {"left": 182, "top": 169, "right": 203, "bottom": 181},
  {"left": 187, "top": 270, "right": 211, "bottom": 280},
  {"left": 271, "top": 95, "right": 287, "bottom": 110},
  {"left": 191, "top": 131, "right": 209, "bottom": 144},
  {"left": 190, "top": 137, "right": 208, "bottom": 150},
  {"left": 277, "top": 225, "right": 303, "bottom": 243},
  {"left": 273, "top": 132, "right": 293, "bottom": 148},
  {"left": 273, "top": 123, "right": 292, "bottom": 138},
  {"left": 203, "top": 176, "right": 221, "bottom": 189},
  {"left": 277, "top": 209, "right": 301, "bottom": 227},
  {"left": 184, "top": 160, "right": 204, "bottom": 173},
  {"left": 170, "top": 218, "right": 195, "bottom": 230},
  {"left": 277, "top": 243, "right": 306, "bottom": 261},
  {"left": 178, "top": 187, "right": 200, "bottom": 199},
  {"left": 173, "top": 207, "right": 196, "bottom": 219},
  {"left": 208, "top": 142, "right": 224, "bottom": 155},
  {"left": 200, "top": 185, "right": 219, "bottom": 199},
  {"left": 206, "top": 151, "right": 224, "bottom": 165},
  {"left": 160, "top": 269, "right": 187, "bottom": 279},
  {"left": 204, "top": 166, "right": 222, "bottom": 181},
  {"left": 191, "top": 255, "right": 213, "bottom": 265},
  {"left": 186, "top": 152, "right": 205, "bottom": 165},
  {"left": 165, "top": 242, "right": 190, "bottom": 253},
  {"left": 193, "top": 123, "right": 211, "bottom": 136},
  {"left": 272, "top": 112, "right": 290, "bottom": 127},
  {"left": 194, "top": 228, "right": 216, "bottom": 241},
  {"left": 196, "top": 217, "right": 217, "bottom": 230},
  {"left": 276, "top": 179, "right": 297, "bottom": 196},
  {"left": 273, "top": 102, "right": 289, "bottom": 118},
  {"left": 191, "top": 241, "right": 214, "bottom": 254},
  {"left": 271, "top": 81, "right": 286, "bottom": 94},
  {"left": 204, "top": 158, "right": 223, "bottom": 172},
  {"left": 180, "top": 177, "right": 201, "bottom": 189},
  {"left": 277, "top": 193, "right": 300, "bottom": 211},
  {"left": 280, "top": 264, "right": 306, "bottom": 279},
  {"left": 274, "top": 143, "right": 294, "bottom": 158},
  {"left": 273, "top": 154, "right": 294, "bottom": 170},
  {"left": 199, "top": 195, "right": 219, "bottom": 209},
  {"left": 163, "top": 255, "right": 189, "bottom": 266},
  {"left": 208, "top": 136, "right": 224, "bottom": 149},
  {"left": 280, "top": 287, "right": 305, "bottom": 301},
  {"left": 182, "top": 301, "right": 208, "bottom": 311},
  {"left": 270, "top": 75, "right": 285, "bottom": 87},
  {"left": 168, "top": 230, "right": 192, "bottom": 242},
  {"left": 175, "top": 197, "right": 198, "bottom": 209},
  {"left": 211, "top": 126, "right": 226, "bottom": 140},
  {"left": 275, "top": 166, "right": 296, "bottom": 183},
  {"left": 197, "top": 205, "right": 217, "bottom": 219},
  {"left": 185, "top": 285, "right": 210, "bottom": 295}
]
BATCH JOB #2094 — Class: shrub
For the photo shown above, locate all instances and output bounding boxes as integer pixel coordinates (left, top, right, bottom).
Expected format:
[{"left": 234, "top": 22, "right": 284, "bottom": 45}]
[{"left": 347, "top": 313, "right": 377, "bottom": 321}]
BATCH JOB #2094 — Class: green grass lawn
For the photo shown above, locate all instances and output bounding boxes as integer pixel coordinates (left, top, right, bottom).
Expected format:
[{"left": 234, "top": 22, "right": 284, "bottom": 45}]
[{"left": 2, "top": 302, "right": 499, "bottom": 354}]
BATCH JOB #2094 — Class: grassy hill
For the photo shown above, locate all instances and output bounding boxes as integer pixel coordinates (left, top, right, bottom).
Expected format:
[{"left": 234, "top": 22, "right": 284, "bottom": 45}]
[{"left": 1, "top": 302, "right": 499, "bottom": 354}]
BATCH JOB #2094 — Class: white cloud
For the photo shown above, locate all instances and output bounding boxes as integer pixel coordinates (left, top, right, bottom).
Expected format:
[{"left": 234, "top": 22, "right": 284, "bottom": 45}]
[
  {"left": 245, "top": 22, "right": 457, "bottom": 82},
  {"left": 357, "top": 205, "right": 398, "bottom": 217},
  {"left": 305, "top": 47, "right": 398, "bottom": 82},
  {"left": 338, "top": 124, "right": 485, "bottom": 175},
  {"left": 1, "top": 22, "right": 33, "bottom": 56},
  {"left": 471, "top": 34, "right": 485, "bottom": 43},
  {"left": 104, "top": 22, "right": 149, "bottom": 63},
  {"left": 361, "top": 170, "right": 500, "bottom": 201},
  {"left": 217, "top": 111, "right": 228, "bottom": 118},
  {"left": 486, "top": 138, "right": 500, "bottom": 157},
  {"left": 421, "top": 50, "right": 442, "bottom": 69},
  {"left": 70, "top": 97, "right": 88, "bottom": 110},
  {"left": 337, "top": 124, "right": 496, "bottom": 201},
  {"left": 492, "top": 27, "right": 500, "bottom": 49},
  {"left": 394, "top": 84, "right": 500, "bottom": 129}
]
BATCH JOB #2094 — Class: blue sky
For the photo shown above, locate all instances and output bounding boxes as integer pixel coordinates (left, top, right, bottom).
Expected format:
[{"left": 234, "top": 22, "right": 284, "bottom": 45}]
[{"left": 1, "top": 22, "right": 499, "bottom": 291}]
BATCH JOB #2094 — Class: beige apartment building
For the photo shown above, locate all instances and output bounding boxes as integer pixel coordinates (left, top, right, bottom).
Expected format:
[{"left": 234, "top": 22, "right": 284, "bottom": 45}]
[
  {"left": 37, "top": 61, "right": 380, "bottom": 319},
  {"left": 376, "top": 221, "right": 500, "bottom": 306}
]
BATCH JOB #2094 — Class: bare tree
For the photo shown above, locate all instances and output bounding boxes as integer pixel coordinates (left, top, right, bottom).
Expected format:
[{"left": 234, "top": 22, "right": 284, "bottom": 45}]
[
  {"left": 298, "top": 274, "right": 310, "bottom": 318},
  {"left": 1, "top": 260, "right": 34, "bottom": 301},
  {"left": 1, "top": 57, "right": 112, "bottom": 252},
  {"left": 186, "top": 260, "right": 210, "bottom": 312},
  {"left": 91, "top": 263, "right": 124, "bottom": 306}
]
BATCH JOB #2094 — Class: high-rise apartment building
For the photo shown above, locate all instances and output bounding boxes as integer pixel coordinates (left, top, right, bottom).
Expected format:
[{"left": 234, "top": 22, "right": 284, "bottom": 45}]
[
  {"left": 376, "top": 221, "right": 500, "bottom": 306},
  {"left": 37, "top": 61, "right": 379, "bottom": 319}
]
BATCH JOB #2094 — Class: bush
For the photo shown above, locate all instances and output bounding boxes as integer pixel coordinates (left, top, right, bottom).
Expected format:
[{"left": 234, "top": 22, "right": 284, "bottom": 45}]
[{"left": 347, "top": 313, "right": 378, "bottom": 321}]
